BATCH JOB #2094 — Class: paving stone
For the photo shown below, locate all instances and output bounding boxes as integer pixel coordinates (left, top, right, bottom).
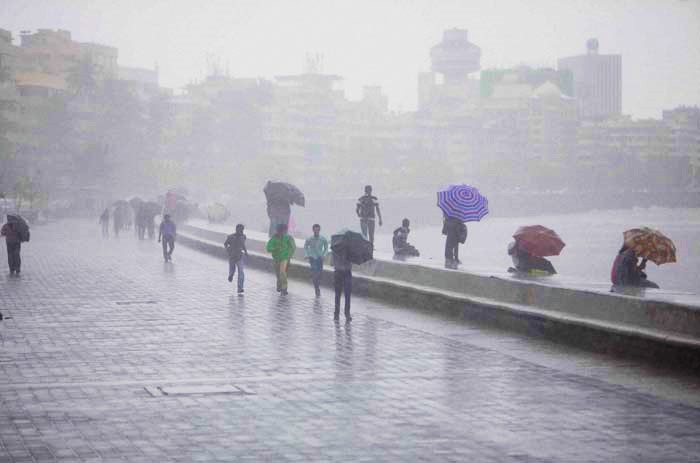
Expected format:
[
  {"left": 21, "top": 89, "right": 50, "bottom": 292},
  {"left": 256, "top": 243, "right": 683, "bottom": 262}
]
[{"left": 0, "top": 221, "right": 699, "bottom": 462}]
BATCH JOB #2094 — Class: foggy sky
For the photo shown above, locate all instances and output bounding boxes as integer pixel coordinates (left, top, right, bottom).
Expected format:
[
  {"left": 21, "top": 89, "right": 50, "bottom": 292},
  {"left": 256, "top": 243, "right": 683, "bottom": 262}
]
[{"left": 2, "top": 0, "right": 699, "bottom": 118}]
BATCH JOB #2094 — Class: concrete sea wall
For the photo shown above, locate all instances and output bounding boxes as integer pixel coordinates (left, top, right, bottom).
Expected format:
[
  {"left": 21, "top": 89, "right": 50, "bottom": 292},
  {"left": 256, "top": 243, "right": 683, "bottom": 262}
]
[{"left": 179, "top": 223, "right": 700, "bottom": 369}]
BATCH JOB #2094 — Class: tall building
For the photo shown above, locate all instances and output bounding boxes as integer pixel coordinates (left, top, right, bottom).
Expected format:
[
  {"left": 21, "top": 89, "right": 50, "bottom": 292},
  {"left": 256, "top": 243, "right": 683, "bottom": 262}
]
[
  {"left": 419, "top": 29, "right": 481, "bottom": 110},
  {"left": 558, "top": 39, "right": 621, "bottom": 120}
]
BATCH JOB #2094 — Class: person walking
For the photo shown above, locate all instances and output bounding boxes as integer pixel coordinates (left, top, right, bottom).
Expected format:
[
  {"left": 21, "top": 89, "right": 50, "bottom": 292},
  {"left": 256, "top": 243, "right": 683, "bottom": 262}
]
[
  {"left": 304, "top": 224, "right": 328, "bottom": 297},
  {"left": 332, "top": 244, "right": 353, "bottom": 322},
  {"left": 443, "top": 215, "right": 467, "bottom": 269},
  {"left": 356, "top": 185, "right": 382, "bottom": 244},
  {"left": 266, "top": 223, "right": 296, "bottom": 295},
  {"left": 99, "top": 208, "right": 110, "bottom": 237},
  {"left": 1, "top": 215, "right": 29, "bottom": 275},
  {"left": 224, "top": 224, "right": 248, "bottom": 294},
  {"left": 265, "top": 194, "right": 291, "bottom": 238},
  {"left": 158, "top": 214, "right": 177, "bottom": 262}
]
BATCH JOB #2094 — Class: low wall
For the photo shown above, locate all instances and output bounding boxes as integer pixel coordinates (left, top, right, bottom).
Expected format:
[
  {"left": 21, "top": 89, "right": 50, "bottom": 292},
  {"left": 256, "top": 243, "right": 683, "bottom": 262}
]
[{"left": 180, "top": 223, "right": 700, "bottom": 368}]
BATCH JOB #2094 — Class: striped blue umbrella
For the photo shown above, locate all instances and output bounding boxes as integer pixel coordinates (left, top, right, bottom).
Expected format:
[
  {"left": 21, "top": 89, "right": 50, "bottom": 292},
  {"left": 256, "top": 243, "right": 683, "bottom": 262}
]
[{"left": 437, "top": 184, "right": 489, "bottom": 222}]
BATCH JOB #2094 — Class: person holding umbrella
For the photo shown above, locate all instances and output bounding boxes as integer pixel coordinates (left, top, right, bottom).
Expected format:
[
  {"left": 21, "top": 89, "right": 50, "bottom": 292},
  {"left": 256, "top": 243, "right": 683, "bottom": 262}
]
[
  {"left": 330, "top": 230, "right": 373, "bottom": 322},
  {"left": 1, "top": 214, "right": 30, "bottom": 275},
  {"left": 266, "top": 223, "right": 296, "bottom": 295},
  {"left": 437, "top": 184, "right": 489, "bottom": 269},
  {"left": 611, "top": 227, "right": 675, "bottom": 290},
  {"left": 264, "top": 181, "right": 305, "bottom": 238},
  {"left": 507, "top": 225, "right": 564, "bottom": 275}
]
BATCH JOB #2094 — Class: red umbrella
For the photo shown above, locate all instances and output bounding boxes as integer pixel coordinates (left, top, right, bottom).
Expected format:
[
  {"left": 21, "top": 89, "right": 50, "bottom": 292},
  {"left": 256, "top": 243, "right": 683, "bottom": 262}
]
[{"left": 513, "top": 225, "right": 565, "bottom": 257}]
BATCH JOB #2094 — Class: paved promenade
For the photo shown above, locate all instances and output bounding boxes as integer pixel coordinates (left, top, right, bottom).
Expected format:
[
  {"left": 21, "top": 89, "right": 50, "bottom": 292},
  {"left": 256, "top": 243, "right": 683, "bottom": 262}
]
[{"left": 1, "top": 221, "right": 700, "bottom": 462}]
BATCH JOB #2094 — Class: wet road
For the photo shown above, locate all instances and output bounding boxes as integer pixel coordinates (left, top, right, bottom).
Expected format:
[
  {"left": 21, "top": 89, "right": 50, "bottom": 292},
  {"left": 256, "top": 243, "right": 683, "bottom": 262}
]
[{"left": 1, "top": 220, "right": 700, "bottom": 462}]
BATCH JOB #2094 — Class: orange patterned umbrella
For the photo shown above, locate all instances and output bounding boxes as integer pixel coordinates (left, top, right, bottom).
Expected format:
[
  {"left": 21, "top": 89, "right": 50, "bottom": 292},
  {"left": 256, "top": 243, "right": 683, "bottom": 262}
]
[{"left": 623, "top": 227, "right": 677, "bottom": 265}]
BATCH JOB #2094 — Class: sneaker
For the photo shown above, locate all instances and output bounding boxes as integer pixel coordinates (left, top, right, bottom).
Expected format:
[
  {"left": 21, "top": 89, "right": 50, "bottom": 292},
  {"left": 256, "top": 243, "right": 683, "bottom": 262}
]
[
  {"left": 315, "top": 289, "right": 321, "bottom": 297},
  {"left": 281, "top": 290, "right": 288, "bottom": 296},
  {"left": 237, "top": 288, "right": 244, "bottom": 294},
  {"left": 228, "top": 275, "right": 233, "bottom": 282},
  {"left": 345, "top": 316, "right": 352, "bottom": 322},
  {"left": 333, "top": 315, "right": 339, "bottom": 321}
]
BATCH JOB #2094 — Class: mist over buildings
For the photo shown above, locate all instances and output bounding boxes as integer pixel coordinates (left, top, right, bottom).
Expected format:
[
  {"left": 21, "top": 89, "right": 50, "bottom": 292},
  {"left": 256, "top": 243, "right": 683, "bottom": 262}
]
[{"left": 0, "top": 0, "right": 699, "bottom": 221}]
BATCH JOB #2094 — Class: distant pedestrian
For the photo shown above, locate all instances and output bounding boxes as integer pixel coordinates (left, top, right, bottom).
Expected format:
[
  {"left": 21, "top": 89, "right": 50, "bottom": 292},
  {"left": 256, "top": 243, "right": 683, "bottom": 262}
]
[
  {"left": 158, "top": 214, "right": 177, "bottom": 262},
  {"left": 304, "top": 224, "right": 328, "bottom": 297},
  {"left": 224, "top": 224, "right": 248, "bottom": 294},
  {"left": 266, "top": 223, "right": 296, "bottom": 295},
  {"left": 611, "top": 245, "right": 659, "bottom": 288},
  {"left": 1, "top": 215, "right": 30, "bottom": 275},
  {"left": 356, "top": 185, "right": 382, "bottom": 244},
  {"left": 332, "top": 245, "right": 353, "bottom": 322},
  {"left": 99, "top": 208, "right": 110, "bottom": 237},
  {"left": 443, "top": 215, "right": 467, "bottom": 269}
]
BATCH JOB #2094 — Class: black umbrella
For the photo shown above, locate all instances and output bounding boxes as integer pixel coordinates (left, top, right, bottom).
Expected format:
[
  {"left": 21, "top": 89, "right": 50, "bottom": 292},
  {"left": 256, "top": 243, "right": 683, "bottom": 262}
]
[
  {"left": 264, "top": 181, "right": 305, "bottom": 207},
  {"left": 6, "top": 214, "right": 29, "bottom": 235},
  {"left": 331, "top": 230, "right": 373, "bottom": 265},
  {"left": 142, "top": 201, "right": 162, "bottom": 216},
  {"left": 128, "top": 197, "right": 143, "bottom": 209}
]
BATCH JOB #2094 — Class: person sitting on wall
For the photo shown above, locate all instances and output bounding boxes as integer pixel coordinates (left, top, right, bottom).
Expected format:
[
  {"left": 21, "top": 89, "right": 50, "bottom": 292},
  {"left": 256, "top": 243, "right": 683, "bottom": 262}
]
[
  {"left": 392, "top": 218, "right": 420, "bottom": 257},
  {"left": 507, "top": 240, "right": 557, "bottom": 275},
  {"left": 610, "top": 245, "right": 659, "bottom": 289}
]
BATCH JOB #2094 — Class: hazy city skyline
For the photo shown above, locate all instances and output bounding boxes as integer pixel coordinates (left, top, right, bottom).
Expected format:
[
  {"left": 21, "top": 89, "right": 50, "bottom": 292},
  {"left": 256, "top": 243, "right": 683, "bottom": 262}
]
[{"left": 2, "top": 0, "right": 699, "bottom": 118}]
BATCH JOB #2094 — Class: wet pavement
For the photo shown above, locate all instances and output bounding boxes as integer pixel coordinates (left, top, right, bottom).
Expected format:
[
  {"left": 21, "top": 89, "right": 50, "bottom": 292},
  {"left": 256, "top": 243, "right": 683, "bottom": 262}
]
[{"left": 1, "top": 220, "right": 700, "bottom": 462}]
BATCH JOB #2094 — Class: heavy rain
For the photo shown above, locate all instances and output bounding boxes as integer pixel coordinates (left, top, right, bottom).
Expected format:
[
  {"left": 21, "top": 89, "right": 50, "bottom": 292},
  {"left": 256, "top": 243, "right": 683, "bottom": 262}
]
[{"left": 1, "top": 1, "right": 700, "bottom": 461}]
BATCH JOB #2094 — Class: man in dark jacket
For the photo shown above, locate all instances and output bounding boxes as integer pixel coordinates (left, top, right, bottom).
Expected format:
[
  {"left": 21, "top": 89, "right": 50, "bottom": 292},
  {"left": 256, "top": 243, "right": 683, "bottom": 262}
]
[
  {"left": 1, "top": 215, "right": 27, "bottom": 275},
  {"left": 224, "top": 224, "right": 248, "bottom": 293}
]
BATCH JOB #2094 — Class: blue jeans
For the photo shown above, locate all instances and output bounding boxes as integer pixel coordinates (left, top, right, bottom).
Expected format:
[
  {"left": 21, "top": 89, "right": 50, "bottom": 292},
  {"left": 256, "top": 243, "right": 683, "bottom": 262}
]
[
  {"left": 229, "top": 259, "right": 245, "bottom": 290},
  {"left": 309, "top": 257, "right": 323, "bottom": 294}
]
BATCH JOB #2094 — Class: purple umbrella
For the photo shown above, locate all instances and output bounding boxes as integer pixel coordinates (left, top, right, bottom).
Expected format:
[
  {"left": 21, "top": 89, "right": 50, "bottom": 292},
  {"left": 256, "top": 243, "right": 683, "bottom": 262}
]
[{"left": 437, "top": 184, "right": 489, "bottom": 222}]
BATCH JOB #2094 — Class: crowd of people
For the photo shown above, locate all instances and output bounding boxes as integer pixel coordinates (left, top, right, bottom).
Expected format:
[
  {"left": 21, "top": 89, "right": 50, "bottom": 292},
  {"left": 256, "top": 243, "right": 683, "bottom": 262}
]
[{"left": 1, "top": 182, "right": 666, "bottom": 320}]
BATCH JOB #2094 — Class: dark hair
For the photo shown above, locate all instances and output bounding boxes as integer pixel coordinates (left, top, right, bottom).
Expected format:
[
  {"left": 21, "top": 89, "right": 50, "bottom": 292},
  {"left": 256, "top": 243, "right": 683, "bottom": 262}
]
[
  {"left": 235, "top": 223, "right": 244, "bottom": 232},
  {"left": 402, "top": 218, "right": 410, "bottom": 226},
  {"left": 312, "top": 223, "right": 320, "bottom": 229},
  {"left": 364, "top": 185, "right": 372, "bottom": 192},
  {"left": 618, "top": 244, "right": 629, "bottom": 254}
]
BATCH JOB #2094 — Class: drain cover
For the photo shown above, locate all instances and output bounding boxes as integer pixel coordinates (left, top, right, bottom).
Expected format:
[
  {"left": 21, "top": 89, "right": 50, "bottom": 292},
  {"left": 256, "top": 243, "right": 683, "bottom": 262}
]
[{"left": 145, "top": 384, "right": 254, "bottom": 397}]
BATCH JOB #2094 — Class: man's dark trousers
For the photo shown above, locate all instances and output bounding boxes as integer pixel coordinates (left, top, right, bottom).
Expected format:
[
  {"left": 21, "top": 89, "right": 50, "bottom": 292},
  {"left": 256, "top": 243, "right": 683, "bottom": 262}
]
[
  {"left": 444, "top": 234, "right": 459, "bottom": 261},
  {"left": 360, "top": 218, "right": 375, "bottom": 244},
  {"left": 6, "top": 241, "right": 21, "bottom": 272},
  {"left": 162, "top": 236, "right": 175, "bottom": 260},
  {"left": 334, "top": 269, "right": 352, "bottom": 318}
]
